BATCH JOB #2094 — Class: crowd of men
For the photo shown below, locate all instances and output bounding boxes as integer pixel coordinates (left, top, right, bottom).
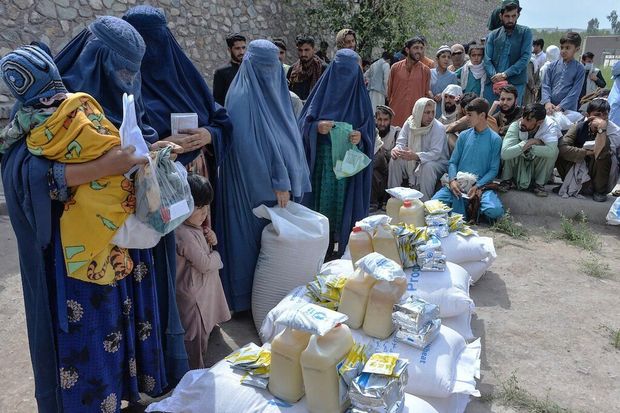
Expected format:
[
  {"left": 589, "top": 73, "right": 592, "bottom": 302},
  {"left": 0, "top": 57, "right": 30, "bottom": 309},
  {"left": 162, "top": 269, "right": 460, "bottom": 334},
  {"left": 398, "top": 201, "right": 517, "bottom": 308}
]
[{"left": 211, "top": 0, "right": 620, "bottom": 221}]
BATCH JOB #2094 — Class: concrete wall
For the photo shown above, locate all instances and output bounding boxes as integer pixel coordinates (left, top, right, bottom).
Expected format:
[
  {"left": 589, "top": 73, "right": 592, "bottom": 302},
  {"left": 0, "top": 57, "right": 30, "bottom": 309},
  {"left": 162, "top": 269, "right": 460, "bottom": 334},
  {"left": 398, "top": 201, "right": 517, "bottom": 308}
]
[{"left": 0, "top": 0, "right": 496, "bottom": 123}]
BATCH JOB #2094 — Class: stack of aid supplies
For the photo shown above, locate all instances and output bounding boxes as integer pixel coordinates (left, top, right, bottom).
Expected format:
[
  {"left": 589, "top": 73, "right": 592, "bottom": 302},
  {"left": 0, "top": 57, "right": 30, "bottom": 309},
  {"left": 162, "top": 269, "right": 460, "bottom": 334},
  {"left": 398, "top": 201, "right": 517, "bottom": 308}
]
[{"left": 146, "top": 253, "right": 479, "bottom": 413}]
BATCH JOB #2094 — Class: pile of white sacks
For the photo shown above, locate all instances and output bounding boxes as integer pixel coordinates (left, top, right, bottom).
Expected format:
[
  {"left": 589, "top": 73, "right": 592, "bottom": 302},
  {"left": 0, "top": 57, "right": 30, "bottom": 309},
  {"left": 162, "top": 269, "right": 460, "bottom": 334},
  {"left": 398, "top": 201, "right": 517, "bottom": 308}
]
[{"left": 147, "top": 204, "right": 497, "bottom": 413}]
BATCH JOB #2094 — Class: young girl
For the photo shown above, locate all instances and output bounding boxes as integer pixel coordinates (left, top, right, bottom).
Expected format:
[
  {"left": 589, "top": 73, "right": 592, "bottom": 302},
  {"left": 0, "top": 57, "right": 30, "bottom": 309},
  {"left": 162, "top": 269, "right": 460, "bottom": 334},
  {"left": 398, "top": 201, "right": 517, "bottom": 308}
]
[{"left": 175, "top": 173, "right": 230, "bottom": 369}]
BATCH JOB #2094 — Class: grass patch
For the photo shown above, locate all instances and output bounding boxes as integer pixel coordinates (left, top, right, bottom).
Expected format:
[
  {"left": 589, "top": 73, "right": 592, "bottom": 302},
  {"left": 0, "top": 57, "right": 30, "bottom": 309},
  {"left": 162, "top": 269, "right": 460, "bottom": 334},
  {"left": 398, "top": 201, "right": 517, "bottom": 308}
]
[
  {"left": 600, "top": 325, "right": 620, "bottom": 350},
  {"left": 490, "top": 373, "right": 576, "bottom": 413},
  {"left": 554, "top": 212, "right": 601, "bottom": 251},
  {"left": 578, "top": 255, "right": 611, "bottom": 278},
  {"left": 491, "top": 210, "right": 527, "bottom": 238}
]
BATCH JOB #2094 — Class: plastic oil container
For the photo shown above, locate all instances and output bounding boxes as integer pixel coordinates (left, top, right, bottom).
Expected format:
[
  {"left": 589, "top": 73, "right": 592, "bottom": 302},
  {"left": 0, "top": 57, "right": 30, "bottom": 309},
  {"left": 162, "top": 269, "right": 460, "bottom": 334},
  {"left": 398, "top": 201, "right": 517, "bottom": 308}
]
[
  {"left": 399, "top": 199, "right": 425, "bottom": 227},
  {"left": 385, "top": 197, "right": 403, "bottom": 222},
  {"left": 300, "top": 324, "right": 354, "bottom": 413},
  {"left": 349, "top": 226, "right": 374, "bottom": 265},
  {"left": 371, "top": 224, "right": 402, "bottom": 265},
  {"left": 338, "top": 269, "right": 376, "bottom": 329},
  {"left": 268, "top": 327, "right": 312, "bottom": 403},
  {"left": 362, "top": 278, "right": 407, "bottom": 339}
]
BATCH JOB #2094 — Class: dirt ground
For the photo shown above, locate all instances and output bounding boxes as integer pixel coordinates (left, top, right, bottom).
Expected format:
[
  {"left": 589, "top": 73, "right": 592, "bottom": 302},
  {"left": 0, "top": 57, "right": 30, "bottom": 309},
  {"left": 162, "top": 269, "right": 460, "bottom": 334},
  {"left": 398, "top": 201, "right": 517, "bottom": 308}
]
[{"left": 0, "top": 213, "right": 618, "bottom": 413}]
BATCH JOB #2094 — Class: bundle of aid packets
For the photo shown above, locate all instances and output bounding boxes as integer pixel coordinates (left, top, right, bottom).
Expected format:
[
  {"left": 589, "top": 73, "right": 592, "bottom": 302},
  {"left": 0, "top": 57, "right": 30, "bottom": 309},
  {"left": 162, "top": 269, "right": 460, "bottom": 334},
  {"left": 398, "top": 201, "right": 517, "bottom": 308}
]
[
  {"left": 415, "top": 235, "right": 446, "bottom": 272},
  {"left": 306, "top": 273, "right": 349, "bottom": 310},
  {"left": 392, "top": 297, "right": 441, "bottom": 350},
  {"left": 224, "top": 342, "right": 271, "bottom": 389}
]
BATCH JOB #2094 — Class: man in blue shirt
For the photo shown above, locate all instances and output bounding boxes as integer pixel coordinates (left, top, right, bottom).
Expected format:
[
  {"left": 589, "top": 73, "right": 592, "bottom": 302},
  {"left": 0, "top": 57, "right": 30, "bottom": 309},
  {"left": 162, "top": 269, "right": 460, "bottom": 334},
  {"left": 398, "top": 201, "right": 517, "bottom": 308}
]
[
  {"left": 541, "top": 32, "right": 586, "bottom": 114},
  {"left": 483, "top": 1, "right": 532, "bottom": 105},
  {"left": 432, "top": 98, "right": 504, "bottom": 221}
]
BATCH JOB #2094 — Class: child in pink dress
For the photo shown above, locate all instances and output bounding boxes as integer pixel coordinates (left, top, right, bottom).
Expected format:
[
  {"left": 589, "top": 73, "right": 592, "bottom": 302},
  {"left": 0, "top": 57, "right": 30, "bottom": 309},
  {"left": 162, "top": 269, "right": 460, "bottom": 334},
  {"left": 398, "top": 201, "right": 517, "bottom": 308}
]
[{"left": 175, "top": 173, "right": 231, "bottom": 369}]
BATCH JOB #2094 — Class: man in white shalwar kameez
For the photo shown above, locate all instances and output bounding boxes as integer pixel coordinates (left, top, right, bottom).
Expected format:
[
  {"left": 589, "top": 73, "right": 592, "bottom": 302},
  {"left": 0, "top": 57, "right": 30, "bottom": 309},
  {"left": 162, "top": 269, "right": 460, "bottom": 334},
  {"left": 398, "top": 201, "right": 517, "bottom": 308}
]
[{"left": 388, "top": 97, "right": 449, "bottom": 200}]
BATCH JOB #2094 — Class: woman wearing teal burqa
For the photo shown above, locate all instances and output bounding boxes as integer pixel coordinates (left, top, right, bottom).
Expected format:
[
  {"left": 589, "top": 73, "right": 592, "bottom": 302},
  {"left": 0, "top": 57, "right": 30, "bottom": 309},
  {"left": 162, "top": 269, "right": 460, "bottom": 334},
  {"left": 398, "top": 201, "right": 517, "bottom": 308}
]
[
  {"left": 217, "top": 40, "right": 311, "bottom": 312},
  {"left": 298, "top": 48, "right": 375, "bottom": 258}
]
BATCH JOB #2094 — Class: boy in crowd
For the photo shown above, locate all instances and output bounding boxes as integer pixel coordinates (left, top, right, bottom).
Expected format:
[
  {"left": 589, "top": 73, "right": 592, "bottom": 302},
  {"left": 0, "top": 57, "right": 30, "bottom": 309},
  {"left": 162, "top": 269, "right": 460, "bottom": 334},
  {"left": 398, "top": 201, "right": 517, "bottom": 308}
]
[
  {"left": 432, "top": 98, "right": 504, "bottom": 222},
  {"left": 491, "top": 84, "right": 523, "bottom": 137},
  {"left": 540, "top": 32, "right": 585, "bottom": 114},
  {"left": 445, "top": 92, "right": 500, "bottom": 153},
  {"left": 500, "top": 103, "right": 560, "bottom": 196}
]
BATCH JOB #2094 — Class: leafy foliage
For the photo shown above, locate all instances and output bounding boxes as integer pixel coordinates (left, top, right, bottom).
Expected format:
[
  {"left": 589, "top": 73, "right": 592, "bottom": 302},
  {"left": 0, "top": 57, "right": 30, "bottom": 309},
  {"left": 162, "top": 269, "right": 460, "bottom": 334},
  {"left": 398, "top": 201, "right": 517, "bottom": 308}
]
[
  {"left": 608, "top": 10, "right": 620, "bottom": 34},
  {"left": 295, "top": 0, "right": 455, "bottom": 58}
]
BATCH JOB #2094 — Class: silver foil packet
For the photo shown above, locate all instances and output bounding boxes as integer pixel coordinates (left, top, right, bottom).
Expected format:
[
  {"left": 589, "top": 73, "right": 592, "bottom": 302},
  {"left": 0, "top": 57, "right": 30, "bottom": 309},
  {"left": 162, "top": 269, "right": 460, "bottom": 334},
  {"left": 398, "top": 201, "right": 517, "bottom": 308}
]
[
  {"left": 349, "top": 359, "right": 409, "bottom": 413},
  {"left": 393, "top": 298, "right": 440, "bottom": 332},
  {"left": 395, "top": 319, "right": 441, "bottom": 349}
]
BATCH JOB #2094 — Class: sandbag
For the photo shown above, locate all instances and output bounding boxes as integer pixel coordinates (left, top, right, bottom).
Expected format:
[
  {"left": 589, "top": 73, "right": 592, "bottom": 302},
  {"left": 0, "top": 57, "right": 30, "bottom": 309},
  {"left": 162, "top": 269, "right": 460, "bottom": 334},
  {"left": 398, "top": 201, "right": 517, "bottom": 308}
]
[
  {"left": 439, "top": 234, "right": 496, "bottom": 264},
  {"left": 403, "top": 262, "right": 474, "bottom": 318},
  {"left": 145, "top": 361, "right": 451, "bottom": 413},
  {"left": 251, "top": 202, "right": 329, "bottom": 332},
  {"left": 458, "top": 259, "right": 491, "bottom": 284},
  {"left": 442, "top": 311, "right": 475, "bottom": 341},
  {"left": 351, "top": 326, "right": 480, "bottom": 398},
  {"left": 607, "top": 196, "right": 620, "bottom": 225},
  {"left": 423, "top": 394, "right": 471, "bottom": 413}
]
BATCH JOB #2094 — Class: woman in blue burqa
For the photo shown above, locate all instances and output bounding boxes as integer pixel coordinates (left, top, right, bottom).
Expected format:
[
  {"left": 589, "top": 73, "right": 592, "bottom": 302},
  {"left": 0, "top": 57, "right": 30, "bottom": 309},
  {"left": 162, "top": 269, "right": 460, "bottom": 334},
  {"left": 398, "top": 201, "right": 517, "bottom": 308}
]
[
  {"left": 217, "top": 39, "right": 311, "bottom": 312},
  {"left": 298, "top": 48, "right": 375, "bottom": 258},
  {"left": 1, "top": 17, "right": 168, "bottom": 413},
  {"left": 122, "top": 5, "right": 233, "bottom": 383}
]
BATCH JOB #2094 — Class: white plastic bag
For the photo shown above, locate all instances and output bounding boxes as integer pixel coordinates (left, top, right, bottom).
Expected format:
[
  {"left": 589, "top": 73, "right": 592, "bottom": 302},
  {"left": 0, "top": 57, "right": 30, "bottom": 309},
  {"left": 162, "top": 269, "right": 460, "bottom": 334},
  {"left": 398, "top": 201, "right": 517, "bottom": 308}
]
[
  {"left": 120, "top": 93, "right": 149, "bottom": 178},
  {"left": 356, "top": 252, "right": 407, "bottom": 281},
  {"left": 351, "top": 326, "right": 481, "bottom": 398},
  {"left": 144, "top": 360, "right": 459, "bottom": 413},
  {"left": 439, "top": 233, "right": 496, "bottom": 264},
  {"left": 356, "top": 214, "right": 391, "bottom": 233},
  {"left": 135, "top": 147, "right": 194, "bottom": 235},
  {"left": 251, "top": 202, "right": 329, "bottom": 332},
  {"left": 275, "top": 302, "right": 347, "bottom": 336},
  {"left": 111, "top": 214, "right": 162, "bottom": 249},
  {"left": 606, "top": 197, "right": 620, "bottom": 225},
  {"left": 550, "top": 111, "right": 573, "bottom": 130},
  {"left": 386, "top": 187, "right": 424, "bottom": 201}
]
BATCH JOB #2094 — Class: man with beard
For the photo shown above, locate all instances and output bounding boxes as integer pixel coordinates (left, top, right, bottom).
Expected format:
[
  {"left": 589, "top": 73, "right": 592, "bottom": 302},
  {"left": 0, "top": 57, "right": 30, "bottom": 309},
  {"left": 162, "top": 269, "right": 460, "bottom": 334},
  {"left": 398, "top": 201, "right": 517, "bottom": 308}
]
[
  {"left": 439, "top": 84, "right": 463, "bottom": 125},
  {"left": 556, "top": 99, "right": 618, "bottom": 202},
  {"left": 492, "top": 84, "right": 523, "bottom": 137},
  {"left": 483, "top": 1, "right": 532, "bottom": 105},
  {"left": 388, "top": 98, "right": 449, "bottom": 200},
  {"left": 500, "top": 103, "right": 560, "bottom": 196},
  {"left": 287, "top": 34, "right": 328, "bottom": 101},
  {"left": 456, "top": 43, "right": 486, "bottom": 98},
  {"left": 387, "top": 37, "right": 432, "bottom": 127},
  {"left": 213, "top": 33, "right": 246, "bottom": 105},
  {"left": 448, "top": 44, "right": 466, "bottom": 72},
  {"left": 371, "top": 105, "right": 401, "bottom": 210}
]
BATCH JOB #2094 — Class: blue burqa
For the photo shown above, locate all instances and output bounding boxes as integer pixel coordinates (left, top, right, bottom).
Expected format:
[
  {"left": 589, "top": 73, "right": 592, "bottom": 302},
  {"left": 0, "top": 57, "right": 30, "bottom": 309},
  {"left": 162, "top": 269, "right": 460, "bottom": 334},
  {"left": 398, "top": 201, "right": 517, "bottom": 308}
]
[
  {"left": 3, "top": 17, "right": 168, "bottom": 411},
  {"left": 55, "top": 16, "right": 188, "bottom": 387},
  {"left": 217, "top": 39, "right": 311, "bottom": 311},
  {"left": 298, "top": 49, "right": 375, "bottom": 255},
  {"left": 123, "top": 6, "right": 234, "bottom": 383}
]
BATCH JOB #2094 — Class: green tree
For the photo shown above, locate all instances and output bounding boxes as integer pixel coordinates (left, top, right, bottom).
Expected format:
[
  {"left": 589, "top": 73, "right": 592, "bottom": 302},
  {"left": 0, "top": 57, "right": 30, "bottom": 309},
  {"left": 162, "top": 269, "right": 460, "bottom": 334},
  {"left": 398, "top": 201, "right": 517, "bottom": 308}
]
[
  {"left": 298, "top": 0, "right": 456, "bottom": 59},
  {"left": 608, "top": 10, "right": 620, "bottom": 34},
  {"left": 586, "top": 18, "right": 599, "bottom": 34}
]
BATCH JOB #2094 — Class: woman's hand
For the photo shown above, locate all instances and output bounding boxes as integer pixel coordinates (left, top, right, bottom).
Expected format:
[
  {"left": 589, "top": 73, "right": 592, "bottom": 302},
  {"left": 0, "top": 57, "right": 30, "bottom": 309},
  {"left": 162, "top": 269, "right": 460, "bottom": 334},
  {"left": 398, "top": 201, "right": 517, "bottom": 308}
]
[
  {"left": 317, "top": 120, "right": 335, "bottom": 135},
  {"left": 151, "top": 140, "right": 184, "bottom": 160},
  {"left": 349, "top": 130, "right": 362, "bottom": 145},
  {"left": 274, "top": 190, "right": 290, "bottom": 208},
  {"left": 164, "top": 128, "right": 212, "bottom": 153},
  {"left": 101, "top": 145, "right": 147, "bottom": 176}
]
